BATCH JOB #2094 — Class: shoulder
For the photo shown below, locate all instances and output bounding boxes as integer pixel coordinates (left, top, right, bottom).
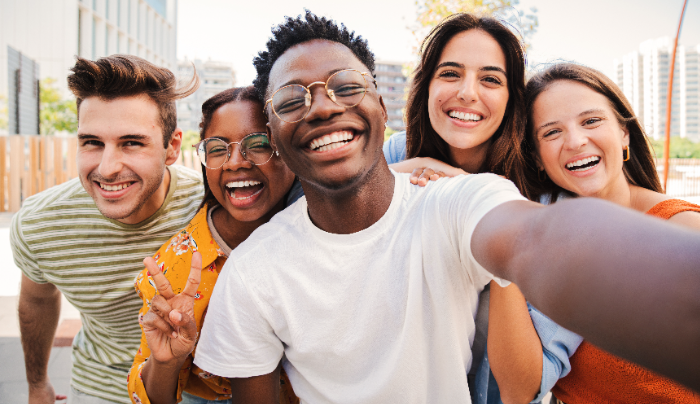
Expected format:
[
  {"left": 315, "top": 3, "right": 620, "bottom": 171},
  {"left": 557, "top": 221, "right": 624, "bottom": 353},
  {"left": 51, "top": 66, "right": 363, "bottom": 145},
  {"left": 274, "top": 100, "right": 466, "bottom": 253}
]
[
  {"left": 383, "top": 131, "right": 407, "bottom": 164},
  {"left": 169, "top": 165, "right": 204, "bottom": 195},
  {"left": 228, "top": 201, "right": 307, "bottom": 266},
  {"left": 13, "top": 178, "right": 93, "bottom": 228},
  {"left": 423, "top": 173, "right": 523, "bottom": 201}
]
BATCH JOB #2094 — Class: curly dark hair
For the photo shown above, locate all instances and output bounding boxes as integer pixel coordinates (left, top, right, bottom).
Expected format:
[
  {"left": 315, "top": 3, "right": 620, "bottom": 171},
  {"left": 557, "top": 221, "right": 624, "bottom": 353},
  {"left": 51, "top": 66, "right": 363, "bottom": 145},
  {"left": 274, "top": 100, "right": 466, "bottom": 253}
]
[
  {"left": 197, "top": 86, "right": 263, "bottom": 211},
  {"left": 253, "top": 10, "right": 376, "bottom": 101}
]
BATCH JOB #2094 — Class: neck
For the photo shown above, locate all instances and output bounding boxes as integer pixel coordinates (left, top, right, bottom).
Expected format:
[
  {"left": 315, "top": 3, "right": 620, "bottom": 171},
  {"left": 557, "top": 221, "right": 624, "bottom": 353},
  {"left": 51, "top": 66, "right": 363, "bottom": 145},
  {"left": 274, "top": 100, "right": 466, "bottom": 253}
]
[
  {"left": 586, "top": 173, "right": 634, "bottom": 209},
  {"left": 449, "top": 140, "right": 491, "bottom": 173},
  {"left": 303, "top": 161, "right": 395, "bottom": 234},
  {"left": 212, "top": 197, "right": 287, "bottom": 250}
]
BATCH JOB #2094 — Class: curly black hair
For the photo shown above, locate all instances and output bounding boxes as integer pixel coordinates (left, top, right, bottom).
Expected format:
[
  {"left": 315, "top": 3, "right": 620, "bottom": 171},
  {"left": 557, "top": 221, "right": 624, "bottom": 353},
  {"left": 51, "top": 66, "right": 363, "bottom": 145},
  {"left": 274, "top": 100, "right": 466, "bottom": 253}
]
[{"left": 253, "top": 10, "right": 376, "bottom": 101}]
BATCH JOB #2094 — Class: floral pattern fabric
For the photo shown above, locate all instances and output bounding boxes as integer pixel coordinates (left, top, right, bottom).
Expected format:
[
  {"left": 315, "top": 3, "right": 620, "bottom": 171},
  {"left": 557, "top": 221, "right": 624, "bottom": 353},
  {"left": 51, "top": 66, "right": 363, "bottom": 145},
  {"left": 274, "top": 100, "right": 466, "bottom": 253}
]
[{"left": 128, "top": 205, "right": 299, "bottom": 404}]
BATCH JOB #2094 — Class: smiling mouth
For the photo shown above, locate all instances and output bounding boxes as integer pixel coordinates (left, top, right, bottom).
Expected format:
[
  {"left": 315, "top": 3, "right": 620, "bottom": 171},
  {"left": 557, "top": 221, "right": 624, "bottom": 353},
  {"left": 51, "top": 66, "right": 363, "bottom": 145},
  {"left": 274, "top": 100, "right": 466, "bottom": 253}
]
[
  {"left": 566, "top": 156, "right": 601, "bottom": 172},
  {"left": 226, "top": 180, "right": 264, "bottom": 200},
  {"left": 98, "top": 181, "right": 135, "bottom": 191},
  {"left": 448, "top": 111, "right": 483, "bottom": 122},
  {"left": 308, "top": 130, "right": 355, "bottom": 152}
]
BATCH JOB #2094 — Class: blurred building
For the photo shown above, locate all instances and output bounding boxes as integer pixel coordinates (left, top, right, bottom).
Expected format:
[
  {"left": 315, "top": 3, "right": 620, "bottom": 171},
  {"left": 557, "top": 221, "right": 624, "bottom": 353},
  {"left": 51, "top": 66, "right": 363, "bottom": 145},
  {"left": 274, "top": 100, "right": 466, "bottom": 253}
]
[
  {"left": 0, "top": 0, "right": 178, "bottom": 103},
  {"left": 375, "top": 61, "right": 410, "bottom": 132},
  {"left": 614, "top": 37, "right": 700, "bottom": 141},
  {"left": 176, "top": 58, "right": 236, "bottom": 132}
]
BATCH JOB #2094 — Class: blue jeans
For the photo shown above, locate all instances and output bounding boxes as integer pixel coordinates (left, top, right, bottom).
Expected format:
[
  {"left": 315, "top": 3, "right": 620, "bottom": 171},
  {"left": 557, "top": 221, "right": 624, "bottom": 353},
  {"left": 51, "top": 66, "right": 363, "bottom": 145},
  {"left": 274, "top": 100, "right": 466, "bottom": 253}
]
[{"left": 180, "top": 391, "right": 232, "bottom": 404}]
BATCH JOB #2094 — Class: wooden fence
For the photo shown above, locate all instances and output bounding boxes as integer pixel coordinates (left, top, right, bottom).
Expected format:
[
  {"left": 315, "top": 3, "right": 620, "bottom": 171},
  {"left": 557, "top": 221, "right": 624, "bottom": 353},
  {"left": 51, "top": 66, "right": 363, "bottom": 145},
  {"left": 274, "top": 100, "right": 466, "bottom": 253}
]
[
  {"left": 2, "top": 135, "right": 700, "bottom": 212},
  {"left": 0, "top": 135, "right": 202, "bottom": 212}
]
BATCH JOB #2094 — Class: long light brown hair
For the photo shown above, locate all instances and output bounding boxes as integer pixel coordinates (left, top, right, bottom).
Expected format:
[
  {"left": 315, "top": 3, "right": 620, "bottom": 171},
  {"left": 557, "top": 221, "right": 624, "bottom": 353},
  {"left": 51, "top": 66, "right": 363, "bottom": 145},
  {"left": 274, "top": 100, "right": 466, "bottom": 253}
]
[{"left": 523, "top": 63, "right": 662, "bottom": 201}]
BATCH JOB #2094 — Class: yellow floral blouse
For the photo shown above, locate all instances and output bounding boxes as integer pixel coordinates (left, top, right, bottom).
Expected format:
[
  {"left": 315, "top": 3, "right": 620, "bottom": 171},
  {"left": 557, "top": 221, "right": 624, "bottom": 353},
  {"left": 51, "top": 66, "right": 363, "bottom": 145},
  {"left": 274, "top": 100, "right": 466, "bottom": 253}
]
[{"left": 128, "top": 205, "right": 298, "bottom": 404}]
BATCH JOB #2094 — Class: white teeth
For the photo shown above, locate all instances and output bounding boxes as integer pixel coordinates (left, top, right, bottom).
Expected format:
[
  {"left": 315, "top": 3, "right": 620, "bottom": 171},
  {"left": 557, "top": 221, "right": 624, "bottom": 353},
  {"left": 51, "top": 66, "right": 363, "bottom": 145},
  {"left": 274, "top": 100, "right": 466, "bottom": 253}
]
[
  {"left": 448, "top": 111, "right": 483, "bottom": 122},
  {"left": 99, "top": 182, "right": 132, "bottom": 191},
  {"left": 566, "top": 156, "right": 601, "bottom": 171},
  {"left": 309, "top": 131, "right": 354, "bottom": 151},
  {"left": 226, "top": 180, "right": 261, "bottom": 188}
]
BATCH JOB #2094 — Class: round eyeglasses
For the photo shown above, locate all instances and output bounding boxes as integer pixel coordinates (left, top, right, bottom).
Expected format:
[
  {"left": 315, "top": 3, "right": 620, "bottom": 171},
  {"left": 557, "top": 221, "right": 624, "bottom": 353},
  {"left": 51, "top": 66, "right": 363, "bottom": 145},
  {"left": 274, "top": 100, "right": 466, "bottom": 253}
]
[
  {"left": 264, "top": 69, "right": 376, "bottom": 123},
  {"left": 193, "top": 133, "right": 278, "bottom": 169}
]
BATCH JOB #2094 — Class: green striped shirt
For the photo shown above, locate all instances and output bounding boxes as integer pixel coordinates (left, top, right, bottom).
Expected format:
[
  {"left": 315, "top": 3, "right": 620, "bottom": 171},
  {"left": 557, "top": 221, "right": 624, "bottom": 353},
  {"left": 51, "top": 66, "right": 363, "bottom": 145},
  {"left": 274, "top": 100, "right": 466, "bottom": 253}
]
[{"left": 11, "top": 165, "right": 203, "bottom": 403}]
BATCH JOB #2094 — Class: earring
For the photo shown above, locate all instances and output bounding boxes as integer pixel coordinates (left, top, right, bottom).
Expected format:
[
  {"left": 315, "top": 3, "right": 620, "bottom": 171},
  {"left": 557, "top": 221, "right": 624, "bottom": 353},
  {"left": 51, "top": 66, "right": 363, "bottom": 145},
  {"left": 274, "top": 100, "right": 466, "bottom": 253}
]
[
  {"left": 274, "top": 151, "right": 280, "bottom": 157},
  {"left": 384, "top": 122, "right": 388, "bottom": 128},
  {"left": 538, "top": 169, "right": 547, "bottom": 182},
  {"left": 623, "top": 145, "right": 630, "bottom": 162}
]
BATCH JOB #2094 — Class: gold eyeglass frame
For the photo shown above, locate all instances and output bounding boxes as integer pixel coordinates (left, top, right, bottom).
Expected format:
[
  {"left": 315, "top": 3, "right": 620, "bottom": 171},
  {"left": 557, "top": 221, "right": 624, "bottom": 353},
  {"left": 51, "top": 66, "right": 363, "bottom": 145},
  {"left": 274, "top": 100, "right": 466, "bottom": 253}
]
[
  {"left": 264, "top": 69, "right": 377, "bottom": 123},
  {"left": 192, "top": 133, "right": 278, "bottom": 169}
]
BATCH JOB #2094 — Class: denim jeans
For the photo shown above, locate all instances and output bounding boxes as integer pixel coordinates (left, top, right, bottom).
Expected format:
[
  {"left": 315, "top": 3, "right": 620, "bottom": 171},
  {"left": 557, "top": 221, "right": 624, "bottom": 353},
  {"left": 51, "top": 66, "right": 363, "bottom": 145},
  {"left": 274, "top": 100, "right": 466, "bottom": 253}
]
[{"left": 180, "top": 391, "right": 232, "bottom": 404}]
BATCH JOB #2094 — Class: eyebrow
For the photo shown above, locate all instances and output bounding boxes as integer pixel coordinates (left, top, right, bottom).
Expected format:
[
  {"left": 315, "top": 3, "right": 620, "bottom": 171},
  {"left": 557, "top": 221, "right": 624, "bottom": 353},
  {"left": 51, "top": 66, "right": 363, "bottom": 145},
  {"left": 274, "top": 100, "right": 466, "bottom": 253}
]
[
  {"left": 435, "top": 62, "right": 506, "bottom": 75},
  {"left": 77, "top": 134, "right": 150, "bottom": 141},
  {"left": 536, "top": 109, "right": 608, "bottom": 133}
]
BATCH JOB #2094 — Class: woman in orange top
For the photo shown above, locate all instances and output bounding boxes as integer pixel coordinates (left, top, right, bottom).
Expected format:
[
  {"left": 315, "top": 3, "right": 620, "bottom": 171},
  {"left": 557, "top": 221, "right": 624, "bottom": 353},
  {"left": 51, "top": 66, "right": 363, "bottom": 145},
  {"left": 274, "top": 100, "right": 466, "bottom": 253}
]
[
  {"left": 127, "top": 86, "right": 300, "bottom": 404},
  {"left": 522, "top": 63, "right": 700, "bottom": 403}
]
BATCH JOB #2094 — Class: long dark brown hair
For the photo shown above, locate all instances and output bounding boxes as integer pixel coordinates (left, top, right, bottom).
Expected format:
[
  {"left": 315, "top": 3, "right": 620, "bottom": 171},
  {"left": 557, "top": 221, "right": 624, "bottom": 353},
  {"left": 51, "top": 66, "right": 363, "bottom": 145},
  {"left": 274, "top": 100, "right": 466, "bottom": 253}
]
[
  {"left": 197, "top": 86, "right": 263, "bottom": 210},
  {"left": 405, "top": 13, "right": 529, "bottom": 197},
  {"left": 522, "top": 63, "right": 662, "bottom": 202}
]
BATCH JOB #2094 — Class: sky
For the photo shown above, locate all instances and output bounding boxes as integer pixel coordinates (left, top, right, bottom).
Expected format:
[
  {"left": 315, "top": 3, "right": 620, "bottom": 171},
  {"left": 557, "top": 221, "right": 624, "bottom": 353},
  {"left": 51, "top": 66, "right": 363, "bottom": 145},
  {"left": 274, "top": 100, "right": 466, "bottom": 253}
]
[{"left": 177, "top": 0, "right": 700, "bottom": 85}]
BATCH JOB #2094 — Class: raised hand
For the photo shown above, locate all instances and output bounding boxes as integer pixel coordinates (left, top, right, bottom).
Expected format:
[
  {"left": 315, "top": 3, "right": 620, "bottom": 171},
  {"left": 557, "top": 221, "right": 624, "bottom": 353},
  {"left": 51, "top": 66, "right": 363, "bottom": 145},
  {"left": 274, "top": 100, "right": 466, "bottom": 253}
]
[{"left": 141, "top": 252, "right": 202, "bottom": 366}]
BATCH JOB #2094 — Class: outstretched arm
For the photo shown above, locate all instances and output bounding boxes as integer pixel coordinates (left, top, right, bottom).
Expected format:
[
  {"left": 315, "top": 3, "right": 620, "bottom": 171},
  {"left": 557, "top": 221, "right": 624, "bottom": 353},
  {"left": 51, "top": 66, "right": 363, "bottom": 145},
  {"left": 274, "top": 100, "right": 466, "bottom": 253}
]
[{"left": 472, "top": 197, "right": 700, "bottom": 391}]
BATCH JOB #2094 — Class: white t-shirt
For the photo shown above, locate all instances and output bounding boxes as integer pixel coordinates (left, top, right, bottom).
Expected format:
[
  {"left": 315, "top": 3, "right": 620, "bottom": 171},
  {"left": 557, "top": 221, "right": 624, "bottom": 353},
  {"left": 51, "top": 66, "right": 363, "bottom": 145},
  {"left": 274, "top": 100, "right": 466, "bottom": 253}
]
[{"left": 194, "top": 172, "right": 525, "bottom": 404}]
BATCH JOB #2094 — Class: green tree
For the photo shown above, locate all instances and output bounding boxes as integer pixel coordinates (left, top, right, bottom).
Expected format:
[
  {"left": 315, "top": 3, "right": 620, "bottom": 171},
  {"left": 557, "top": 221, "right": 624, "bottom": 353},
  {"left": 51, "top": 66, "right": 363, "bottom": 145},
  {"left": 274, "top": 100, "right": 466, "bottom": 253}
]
[
  {"left": 650, "top": 137, "right": 700, "bottom": 159},
  {"left": 0, "top": 94, "right": 7, "bottom": 131},
  {"left": 181, "top": 129, "right": 200, "bottom": 151},
  {"left": 40, "top": 78, "right": 78, "bottom": 135},
  {"left": 413, "top": 0, "right": 538, "bottom": 51}
]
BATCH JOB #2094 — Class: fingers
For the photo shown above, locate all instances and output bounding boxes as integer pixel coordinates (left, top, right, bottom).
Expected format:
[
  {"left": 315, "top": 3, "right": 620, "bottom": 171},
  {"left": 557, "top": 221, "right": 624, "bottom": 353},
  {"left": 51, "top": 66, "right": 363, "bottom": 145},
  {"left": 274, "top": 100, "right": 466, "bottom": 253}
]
[
  {"left": 144, "top": 256, "right": 175, "bottom": 299},
  {"left": 169, "top": 309, "right": 198, "bottom": 341},
  {"left": 410, "top": 168, "right": 438, "bottom": 187},
  {"left": 181, "top": 252, "right": 202, "bottom": 298},
  {"left": 144, "top": 295, "right": 176, "bottom": 338}
]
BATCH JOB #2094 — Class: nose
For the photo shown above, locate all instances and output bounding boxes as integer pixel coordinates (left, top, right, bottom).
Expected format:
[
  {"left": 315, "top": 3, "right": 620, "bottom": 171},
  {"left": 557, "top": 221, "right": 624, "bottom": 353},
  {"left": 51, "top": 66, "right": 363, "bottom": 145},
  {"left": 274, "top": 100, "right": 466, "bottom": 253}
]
[
  {"left": 457, "top": 74, "right": 478, "bottom": 103},
  {"left": 98, "top": 144, "right": 124, "bottom": 179},
  {"left": 564, "top": 127, "right": 588, "bottom": 150},
  {"left": 304, "top": 85, "right": 345, "bottom": 122},
  {"left": 221, "top": 143, "right": 253, "bottom": 171}
]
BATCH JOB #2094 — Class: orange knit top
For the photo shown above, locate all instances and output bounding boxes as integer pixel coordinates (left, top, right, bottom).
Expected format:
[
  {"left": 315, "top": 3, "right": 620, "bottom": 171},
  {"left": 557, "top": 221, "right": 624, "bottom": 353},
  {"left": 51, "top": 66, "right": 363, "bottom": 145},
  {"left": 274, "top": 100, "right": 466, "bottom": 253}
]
[{"left": 551, "top": 199, "right": 700, "bottom": 404}]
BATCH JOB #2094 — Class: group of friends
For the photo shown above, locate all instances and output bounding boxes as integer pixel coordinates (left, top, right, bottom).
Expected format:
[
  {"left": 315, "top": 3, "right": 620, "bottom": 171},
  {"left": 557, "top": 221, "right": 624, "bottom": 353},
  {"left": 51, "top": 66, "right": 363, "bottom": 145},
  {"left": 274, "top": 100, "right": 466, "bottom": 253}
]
[{"left": 10, "top": 10, "right": 700, "bottom": 404}]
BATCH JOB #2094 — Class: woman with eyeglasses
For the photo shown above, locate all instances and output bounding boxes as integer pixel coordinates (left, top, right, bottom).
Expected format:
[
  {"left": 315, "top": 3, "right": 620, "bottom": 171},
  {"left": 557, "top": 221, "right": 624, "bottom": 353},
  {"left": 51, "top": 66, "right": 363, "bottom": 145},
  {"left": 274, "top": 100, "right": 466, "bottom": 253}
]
[
  {"left": 383, "top": 13, "right": 576, "bottom": 404},
  {"left": 127, "top": 86, "right": 300, "bottom": 404}
]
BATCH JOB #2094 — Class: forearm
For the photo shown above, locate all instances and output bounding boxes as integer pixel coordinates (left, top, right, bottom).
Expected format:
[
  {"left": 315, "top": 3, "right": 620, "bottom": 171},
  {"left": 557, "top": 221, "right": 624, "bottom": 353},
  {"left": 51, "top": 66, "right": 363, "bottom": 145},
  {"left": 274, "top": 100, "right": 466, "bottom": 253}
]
[
  {"left": 503, "top": 198, "right": 700, "bottom": 391},
  {"left": 487, "top": 282, "right": 542, "bottom": 404},
  {"left": 141, "top": 357, "right": 185, "bottom": 404},
  {"left": 18, "top": 279, "right": 61, "bottom": 387}
]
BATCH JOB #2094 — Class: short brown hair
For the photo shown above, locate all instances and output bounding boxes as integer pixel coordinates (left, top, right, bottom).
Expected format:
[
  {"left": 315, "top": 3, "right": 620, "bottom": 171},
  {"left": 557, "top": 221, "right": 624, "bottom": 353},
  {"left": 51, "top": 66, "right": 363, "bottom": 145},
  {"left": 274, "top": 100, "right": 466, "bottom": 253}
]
[
  {"left": 68, "top": 54, "right": 199, "bottom": 147},
  {"left": 523, "top": 63, "right": 662, "bottom": 201},
  {"left": 405, "top": 13, "right": 530, "bottom": 198}
]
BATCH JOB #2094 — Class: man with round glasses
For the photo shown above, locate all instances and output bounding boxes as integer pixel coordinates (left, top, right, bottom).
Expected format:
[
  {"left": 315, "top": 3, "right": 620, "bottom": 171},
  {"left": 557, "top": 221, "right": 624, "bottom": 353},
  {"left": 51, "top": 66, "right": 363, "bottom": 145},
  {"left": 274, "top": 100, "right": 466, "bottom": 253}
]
[{"left": 193, "top": 11, "right": 700, "bottom": 403}]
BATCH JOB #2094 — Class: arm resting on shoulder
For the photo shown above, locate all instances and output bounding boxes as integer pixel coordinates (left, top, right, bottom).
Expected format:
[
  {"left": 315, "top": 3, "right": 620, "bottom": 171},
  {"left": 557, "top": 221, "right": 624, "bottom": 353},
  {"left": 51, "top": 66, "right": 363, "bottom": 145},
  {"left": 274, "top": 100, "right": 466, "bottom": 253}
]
[
  {"left": 472, "top": 198, "right": 700, "bottom": 392},
  {"left": 18, "top": 274, "right": 62, "bottom": 403},
  {"left": 229, "top": 365, "right": 281, "bottom": 404},
  {"left": 487, "top": 282, "right": 542, "bottom": 404}
]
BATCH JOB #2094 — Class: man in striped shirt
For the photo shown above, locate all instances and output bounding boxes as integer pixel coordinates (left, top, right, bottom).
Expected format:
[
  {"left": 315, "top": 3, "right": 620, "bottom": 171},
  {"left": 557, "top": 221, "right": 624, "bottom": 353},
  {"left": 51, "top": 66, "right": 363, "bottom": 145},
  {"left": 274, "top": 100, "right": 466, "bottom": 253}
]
[{"left": 11, "top": 55, "right": 203, "bottom": 404}]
